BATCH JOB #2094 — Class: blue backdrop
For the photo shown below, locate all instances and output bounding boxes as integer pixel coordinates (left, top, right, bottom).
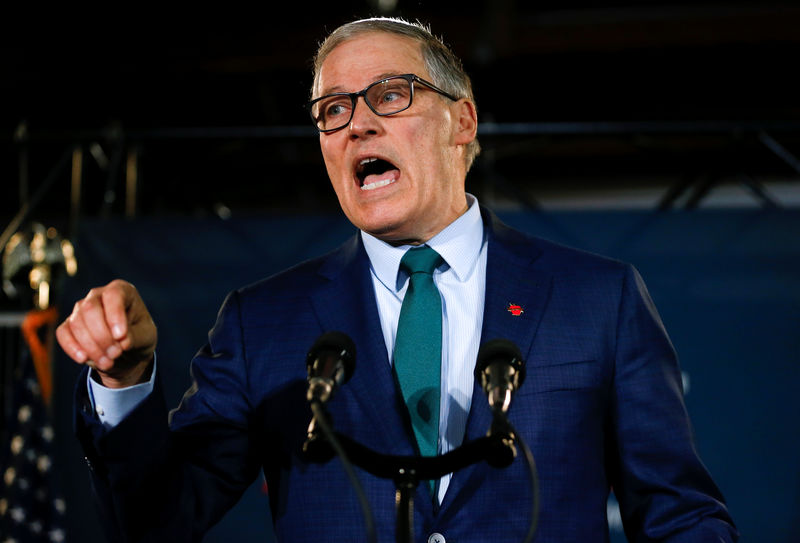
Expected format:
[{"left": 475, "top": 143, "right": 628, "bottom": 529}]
[{"left": 51, "top": 209, "right": 800, "bottom": 542}]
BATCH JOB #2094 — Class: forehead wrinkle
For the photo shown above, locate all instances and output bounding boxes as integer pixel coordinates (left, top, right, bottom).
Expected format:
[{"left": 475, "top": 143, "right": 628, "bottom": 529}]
[{"left": 317, "top": 71, "right": 413, "bottom": 99}]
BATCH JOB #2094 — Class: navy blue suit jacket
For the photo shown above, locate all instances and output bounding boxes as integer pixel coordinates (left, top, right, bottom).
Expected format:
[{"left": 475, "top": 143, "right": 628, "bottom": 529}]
[{"left": 76, "top": 209, "right": 736, "bottom": 542}]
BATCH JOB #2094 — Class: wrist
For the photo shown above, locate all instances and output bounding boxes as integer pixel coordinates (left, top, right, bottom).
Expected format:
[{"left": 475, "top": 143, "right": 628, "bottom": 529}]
[{"left": 92, "top": 356, "right": 154, "bottom": 389}]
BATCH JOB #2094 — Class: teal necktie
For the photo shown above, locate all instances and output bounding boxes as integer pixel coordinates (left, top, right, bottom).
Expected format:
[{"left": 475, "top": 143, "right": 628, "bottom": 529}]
[{"left": 393, "top": 246, "right": 443, "bottom": 462}]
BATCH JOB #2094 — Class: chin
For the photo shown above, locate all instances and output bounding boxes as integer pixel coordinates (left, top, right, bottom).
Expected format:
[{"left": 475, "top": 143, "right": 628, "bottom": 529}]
[
  {"left": 359, "top": 218, "right": 411, "bottom": 242},
  {"left": 348, "top": 205, "right": 403, "bottom": 234}
]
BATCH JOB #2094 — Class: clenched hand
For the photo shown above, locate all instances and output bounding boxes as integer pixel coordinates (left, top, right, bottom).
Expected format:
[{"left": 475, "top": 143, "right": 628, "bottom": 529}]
[{"left": 56, "top": 279, "right": 157, "bottom": 388}]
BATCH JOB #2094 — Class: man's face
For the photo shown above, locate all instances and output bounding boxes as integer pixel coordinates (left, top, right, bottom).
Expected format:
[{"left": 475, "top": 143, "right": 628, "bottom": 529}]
[{"left": 315, "top": 32, "right": 476, "bottom": 244}]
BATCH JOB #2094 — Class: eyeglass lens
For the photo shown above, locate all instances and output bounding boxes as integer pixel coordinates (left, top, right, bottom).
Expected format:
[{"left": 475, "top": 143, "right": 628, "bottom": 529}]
[{"left": 312, "top": 77, "right": 412, "bottom": 131}]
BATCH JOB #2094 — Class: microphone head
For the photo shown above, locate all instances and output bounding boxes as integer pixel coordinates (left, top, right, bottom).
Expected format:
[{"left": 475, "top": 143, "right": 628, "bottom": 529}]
[
  {"left": 474, "top": 338, "right": 526, "bottom": 387},
  {"left": 306, "top": 331, "right": 356, "bottom": 383}
]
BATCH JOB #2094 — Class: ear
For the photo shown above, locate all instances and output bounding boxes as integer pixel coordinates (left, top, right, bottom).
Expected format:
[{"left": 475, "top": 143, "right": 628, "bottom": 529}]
[{"left": 452, "top": 99, "right": 478, "bottom": 146}]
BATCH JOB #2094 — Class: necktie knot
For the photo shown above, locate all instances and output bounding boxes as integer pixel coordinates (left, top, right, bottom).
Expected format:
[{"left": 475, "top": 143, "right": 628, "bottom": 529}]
[{"left": 400, "top": 246, "right": 442, "bottom": 276}]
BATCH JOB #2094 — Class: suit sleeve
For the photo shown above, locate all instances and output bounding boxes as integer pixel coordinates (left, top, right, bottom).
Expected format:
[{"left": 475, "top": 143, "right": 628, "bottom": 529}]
[
  {"left": 74, "top": 290, "right": 263, "bottom": 543},
  {"left": 608, "top": 265, "right": 738, "bottom": 542}
]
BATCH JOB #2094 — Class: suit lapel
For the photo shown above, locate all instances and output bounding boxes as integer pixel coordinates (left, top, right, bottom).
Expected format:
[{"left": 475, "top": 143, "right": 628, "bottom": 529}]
[
  {"left": 477, "top": 215, "right": 553, "bottom": 379},
  {"left": 441, "top": 211, "right": 554, "bottom": 511},
  {"left": 310, "top": 235, "right": 415, "bottom": 455}
]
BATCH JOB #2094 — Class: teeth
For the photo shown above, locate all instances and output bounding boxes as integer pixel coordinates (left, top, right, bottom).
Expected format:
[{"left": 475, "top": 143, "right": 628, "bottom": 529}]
[
  {"left": 361, "top": 178, "right": 396, "bottom": 191},
  {"left": 360, "top": 157, "right": 377, "bottom": 166}
]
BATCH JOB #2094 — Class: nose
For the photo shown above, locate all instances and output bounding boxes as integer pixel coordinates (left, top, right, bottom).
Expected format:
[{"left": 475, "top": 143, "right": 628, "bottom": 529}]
[{"left": 348, "top": 96, "right": 382, "bottom": 139}]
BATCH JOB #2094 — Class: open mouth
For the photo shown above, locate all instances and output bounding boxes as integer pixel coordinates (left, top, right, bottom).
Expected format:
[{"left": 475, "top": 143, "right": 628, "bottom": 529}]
[{"left": 356, "top": 157, "right": 400, "bottom": 191}]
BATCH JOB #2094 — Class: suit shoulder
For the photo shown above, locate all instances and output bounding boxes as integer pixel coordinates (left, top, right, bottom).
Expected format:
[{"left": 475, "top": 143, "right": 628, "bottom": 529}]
[
  {"left": 535, "top": 236, "right": 627, "bottom": 273},
  {"left": 492, "top": 218, "right": 629, "bottom": 275}
]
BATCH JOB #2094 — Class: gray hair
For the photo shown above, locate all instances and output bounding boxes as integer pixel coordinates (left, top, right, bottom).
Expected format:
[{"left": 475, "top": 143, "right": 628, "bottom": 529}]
[{"left": 312, "top": 17, "right": 480, "bottom": 172}]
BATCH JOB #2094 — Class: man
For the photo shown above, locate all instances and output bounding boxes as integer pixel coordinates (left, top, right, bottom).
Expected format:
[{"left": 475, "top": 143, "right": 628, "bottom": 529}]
[{"left": 56, "top": 17, "right": 737, "bottom": 542}]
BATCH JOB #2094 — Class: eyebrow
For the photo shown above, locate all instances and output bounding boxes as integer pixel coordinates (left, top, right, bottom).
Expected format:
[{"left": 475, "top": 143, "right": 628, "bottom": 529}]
[{"left": 317, "top": 72, "right": 407, "bottom": 97}]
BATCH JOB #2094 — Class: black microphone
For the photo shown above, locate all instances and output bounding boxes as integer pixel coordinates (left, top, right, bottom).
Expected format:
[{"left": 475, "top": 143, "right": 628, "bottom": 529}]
[
  {"left": 306, "top": 331, "right": 356, "bottom": 403},
  {"left": 474, "top": 339, "right": 526, "bottom": 415}
]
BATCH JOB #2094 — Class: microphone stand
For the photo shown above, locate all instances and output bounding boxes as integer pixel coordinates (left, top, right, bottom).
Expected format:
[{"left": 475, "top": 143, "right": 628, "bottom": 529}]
[{"left": 304, "top": 407, "right": 518, "bottom": 543}]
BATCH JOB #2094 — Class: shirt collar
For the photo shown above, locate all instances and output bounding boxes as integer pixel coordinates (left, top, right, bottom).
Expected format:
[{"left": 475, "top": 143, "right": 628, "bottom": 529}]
[{"left": 361, "top": 194, "right": 485, "bottom": 292}]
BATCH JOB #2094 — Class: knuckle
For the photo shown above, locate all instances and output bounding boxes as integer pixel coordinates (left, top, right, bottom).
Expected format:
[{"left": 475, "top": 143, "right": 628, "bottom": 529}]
[
  {"left": 106, "top": 280, "right": 132, "bottom": 303},
  {"left": 87, "top": 287, "right": 102, "bottom": 299},
  {"left": 106, "top": 280, "right": 121, "bottom": 293},
  {"left": 109, "top": 279, "right": 132, "bottom": 292}
]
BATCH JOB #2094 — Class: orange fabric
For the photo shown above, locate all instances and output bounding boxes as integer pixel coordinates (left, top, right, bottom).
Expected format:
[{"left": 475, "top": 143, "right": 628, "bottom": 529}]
[{"left": 21, "top": 307, "right": 58, "bottom": 405}]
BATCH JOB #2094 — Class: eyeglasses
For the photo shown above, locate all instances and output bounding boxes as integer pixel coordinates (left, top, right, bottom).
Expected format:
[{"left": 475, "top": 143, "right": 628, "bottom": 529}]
[{"left": 308, "top": 73, "right": 459, "bottom": 133}]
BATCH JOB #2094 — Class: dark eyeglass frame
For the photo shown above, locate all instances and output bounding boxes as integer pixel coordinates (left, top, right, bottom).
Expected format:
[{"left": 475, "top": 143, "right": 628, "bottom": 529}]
[{"left": 308, "top": 73, "right": 459, "bottom": 133}]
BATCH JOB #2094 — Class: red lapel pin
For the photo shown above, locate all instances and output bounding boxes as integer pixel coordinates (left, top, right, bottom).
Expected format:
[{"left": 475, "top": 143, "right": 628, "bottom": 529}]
[{"left": 507, "top": 304, "right": 524, "bottom": 316}]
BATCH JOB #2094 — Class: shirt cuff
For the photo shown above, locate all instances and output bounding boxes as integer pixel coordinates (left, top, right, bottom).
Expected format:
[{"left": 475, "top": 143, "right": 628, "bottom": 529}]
[{"left": 86, "top": 354, "right": 157, "bottom": 429}]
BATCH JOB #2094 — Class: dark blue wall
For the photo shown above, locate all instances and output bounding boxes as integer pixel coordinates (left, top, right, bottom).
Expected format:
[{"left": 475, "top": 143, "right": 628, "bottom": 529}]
[{"left": 52, "top": 209, "right": 800, "bottom": 542}]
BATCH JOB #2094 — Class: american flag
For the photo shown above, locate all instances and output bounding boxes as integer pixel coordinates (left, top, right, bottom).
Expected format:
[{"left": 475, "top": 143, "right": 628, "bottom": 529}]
[{"left": 1, "top": 311, "right": 66, "bottom": 543}]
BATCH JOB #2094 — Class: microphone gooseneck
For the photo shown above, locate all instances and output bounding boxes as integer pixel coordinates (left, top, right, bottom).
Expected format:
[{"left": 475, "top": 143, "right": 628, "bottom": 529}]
[
  {"left": 303, "top": 332, "right": 377, "bottom": 543},
  {"left": 474, "top": 339, "right": 539, "bottom": 543}
]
